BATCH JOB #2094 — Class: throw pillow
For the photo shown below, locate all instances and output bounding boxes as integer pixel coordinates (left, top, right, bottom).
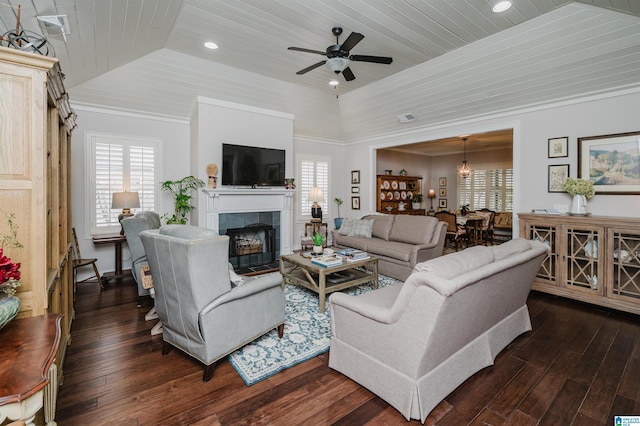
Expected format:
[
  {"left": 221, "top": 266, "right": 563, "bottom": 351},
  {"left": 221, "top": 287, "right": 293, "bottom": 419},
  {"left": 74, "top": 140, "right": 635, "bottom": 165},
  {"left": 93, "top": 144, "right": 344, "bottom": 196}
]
[
  {"left": 338, "top": 219, "right": 354, "bottom": 235},
  {"left": 348, "top": 219, "right": 374, "bottom": 238}
]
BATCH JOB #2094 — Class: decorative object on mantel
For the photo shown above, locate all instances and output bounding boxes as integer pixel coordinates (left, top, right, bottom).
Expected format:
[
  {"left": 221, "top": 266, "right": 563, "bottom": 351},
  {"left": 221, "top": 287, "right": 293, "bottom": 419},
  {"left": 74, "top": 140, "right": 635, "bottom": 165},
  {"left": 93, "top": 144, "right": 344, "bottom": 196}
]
[
  {"left": 284, "top": 178, "right": 296, "bottom": 189},
  {"left": 0, "top": 210, "right": 23, "bottom": 330},
  {"left": 160, "top": 176, "right": 205, "bottom": 224},
  {"left": 384, "top": 169, "right": 392, "bottom": 175},
  {"left": 399, "top": 169, "right": 408, "bottom": 176},
  {"left": 563, "top": 177, "right": 595, "bottom": 215},
  {"left": 206, "top": 163, "right": 218, "bottom": 189},
  {"left": 334, "top": 197, "right": 344, "bottom": 229}
]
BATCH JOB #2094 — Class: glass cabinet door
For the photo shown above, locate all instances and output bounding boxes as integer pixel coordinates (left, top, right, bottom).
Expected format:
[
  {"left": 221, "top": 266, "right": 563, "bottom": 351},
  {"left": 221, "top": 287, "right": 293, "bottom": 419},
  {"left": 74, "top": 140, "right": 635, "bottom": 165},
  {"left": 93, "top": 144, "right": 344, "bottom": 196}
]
[
  {"left": 608, "top": 228, "right": 640, "bottom": 303},
  {"left": 562, "top": 225, "right": 603, "bottom": 296},
  {"left": 526, "top": 223, "right": 557, "bottom": 285}
]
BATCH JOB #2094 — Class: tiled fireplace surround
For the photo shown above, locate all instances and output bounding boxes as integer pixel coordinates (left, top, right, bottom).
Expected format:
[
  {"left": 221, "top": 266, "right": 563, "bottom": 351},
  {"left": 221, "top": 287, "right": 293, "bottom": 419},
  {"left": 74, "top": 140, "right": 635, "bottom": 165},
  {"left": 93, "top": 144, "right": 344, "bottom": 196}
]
[{"left": 202, "top": 188, "right": 295, "bottom": 270}]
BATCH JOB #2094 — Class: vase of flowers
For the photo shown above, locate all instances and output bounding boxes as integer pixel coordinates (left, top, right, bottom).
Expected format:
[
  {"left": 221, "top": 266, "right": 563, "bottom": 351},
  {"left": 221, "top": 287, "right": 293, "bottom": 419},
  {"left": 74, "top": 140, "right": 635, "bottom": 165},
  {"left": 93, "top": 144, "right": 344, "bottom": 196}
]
[
  {"left": 562, "top": 178, "right": 595, "bottom": 215},
  {"left": 0, "top": 210, "right": 22, "bottom": 330}
]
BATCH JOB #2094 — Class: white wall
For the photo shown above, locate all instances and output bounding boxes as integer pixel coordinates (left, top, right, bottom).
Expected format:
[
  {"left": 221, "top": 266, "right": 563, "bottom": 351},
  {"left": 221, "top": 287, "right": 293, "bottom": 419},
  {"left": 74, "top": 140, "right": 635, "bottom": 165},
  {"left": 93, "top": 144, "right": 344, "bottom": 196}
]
[
  {"left": 71, "top": 106, "right": 190, "bottom": 275},
  {"left": 347, "top": 90, "right": 640, "bottom": 235},
  {"left": 192, "top": 97, "right": 295, "bottom": 227}
]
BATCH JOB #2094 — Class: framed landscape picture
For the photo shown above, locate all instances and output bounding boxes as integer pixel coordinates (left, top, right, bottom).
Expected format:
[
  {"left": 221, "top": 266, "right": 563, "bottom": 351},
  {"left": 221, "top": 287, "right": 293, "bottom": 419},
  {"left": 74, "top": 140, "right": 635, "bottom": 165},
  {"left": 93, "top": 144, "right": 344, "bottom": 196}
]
[
  {"left": 578, "top": 131, "right": 640, "bottom": 194},
  {"left": 548, "top": 164, "right": 569, "bottom": 192}
]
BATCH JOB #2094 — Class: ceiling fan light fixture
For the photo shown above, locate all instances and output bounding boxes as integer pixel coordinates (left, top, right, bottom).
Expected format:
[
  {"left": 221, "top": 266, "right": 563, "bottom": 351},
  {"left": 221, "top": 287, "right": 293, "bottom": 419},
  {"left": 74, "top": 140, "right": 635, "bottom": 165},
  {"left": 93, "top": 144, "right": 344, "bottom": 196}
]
[
  {"left": 326, "top": 57, "right": 349, "bottom": 73},
  {"left": 204, "top": 41, "right": 219, "bottom": 50},
  {"left": 492, "top": 1, "right": 512, "bottom": 13},
  {"left": 329, "top": 79, "right": 339, "bottom": 86}
]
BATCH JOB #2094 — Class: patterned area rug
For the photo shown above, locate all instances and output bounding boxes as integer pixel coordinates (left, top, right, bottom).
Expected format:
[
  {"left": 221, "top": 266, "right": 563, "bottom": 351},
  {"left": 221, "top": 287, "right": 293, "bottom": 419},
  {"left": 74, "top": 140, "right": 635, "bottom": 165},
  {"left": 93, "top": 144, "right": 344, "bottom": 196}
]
[{"left": 228, "top": 274, "right": 400, "bottom": 386}]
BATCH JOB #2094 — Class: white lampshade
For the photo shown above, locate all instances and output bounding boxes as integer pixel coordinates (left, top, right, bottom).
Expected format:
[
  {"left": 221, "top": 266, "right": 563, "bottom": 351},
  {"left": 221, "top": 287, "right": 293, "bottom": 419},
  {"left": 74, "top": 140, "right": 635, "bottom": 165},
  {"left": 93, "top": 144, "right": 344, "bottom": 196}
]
[
  {"left": 307, "top": 187, "right": 325, "bottom": 203},
  {"left": 112, "top": 191, "right": 140, "bottom": 210}
]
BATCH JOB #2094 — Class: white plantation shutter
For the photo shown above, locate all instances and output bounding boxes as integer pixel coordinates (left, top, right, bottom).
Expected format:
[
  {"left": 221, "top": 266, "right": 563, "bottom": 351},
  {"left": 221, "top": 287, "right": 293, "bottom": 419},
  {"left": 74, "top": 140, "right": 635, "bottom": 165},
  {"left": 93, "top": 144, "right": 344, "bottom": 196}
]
[
  {"left": 88, "top": 133, "right": 160, "bottom": 234},
  {"left": 458, "top": 168, "right": 512, "bottom": 212},
  {"left": 298, "top": 155, "right": 330, "bottom": 220}
]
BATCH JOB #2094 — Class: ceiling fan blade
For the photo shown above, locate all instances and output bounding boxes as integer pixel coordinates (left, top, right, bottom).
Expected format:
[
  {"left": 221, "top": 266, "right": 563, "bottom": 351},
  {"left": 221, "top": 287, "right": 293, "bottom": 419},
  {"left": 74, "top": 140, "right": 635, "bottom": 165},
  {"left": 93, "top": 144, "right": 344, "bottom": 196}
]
[
  {"left": 288, "top": 46, "right": 326, "bottom": 55},
  {"left": 350, "top": 54, "right": 393, "bottom": 64},
  {"left": 340, "top": 32, "right": 364, "bottom": 52},
  {"left": 296, "top": 60, "right": 326, "bottom": 75},
  {"left": 342, "top": 67, "right": 356, "bottom": 81}
]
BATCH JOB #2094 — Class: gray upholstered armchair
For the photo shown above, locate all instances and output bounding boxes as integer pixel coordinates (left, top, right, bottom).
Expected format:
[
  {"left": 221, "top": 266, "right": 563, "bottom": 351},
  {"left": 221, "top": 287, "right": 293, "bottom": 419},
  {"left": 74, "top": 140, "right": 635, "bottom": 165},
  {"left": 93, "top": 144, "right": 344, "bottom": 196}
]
[
  {"left": 140, "top": 225, "right": 285, "bottom": 382},
  {"left": 121, "top": 211, "right": 161, "bottom": 300}
]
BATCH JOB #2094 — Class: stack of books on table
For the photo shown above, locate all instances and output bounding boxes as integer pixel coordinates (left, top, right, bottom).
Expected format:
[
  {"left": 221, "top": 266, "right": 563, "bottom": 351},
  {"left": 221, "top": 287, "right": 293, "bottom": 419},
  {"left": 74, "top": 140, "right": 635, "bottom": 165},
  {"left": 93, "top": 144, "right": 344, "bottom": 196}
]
[
  {"left": 337, "top": 248, "right": 370, "bottom": 262},
  {"left": 311, "top": 255, "right": 344, "bottom": 268}
]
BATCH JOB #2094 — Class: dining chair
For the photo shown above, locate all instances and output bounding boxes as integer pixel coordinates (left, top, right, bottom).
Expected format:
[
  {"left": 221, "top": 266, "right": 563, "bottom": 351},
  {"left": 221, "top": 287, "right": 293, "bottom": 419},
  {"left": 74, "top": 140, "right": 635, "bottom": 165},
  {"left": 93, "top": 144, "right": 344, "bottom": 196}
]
[
  {"left": 72, "top": 228, "right": 104, "bottom": 297},
  {"left": 477, "top": 209, "right": 496, "bottom": 245},
  {"left": 434, "top": 211, "right": 467, "bottom": 251}
]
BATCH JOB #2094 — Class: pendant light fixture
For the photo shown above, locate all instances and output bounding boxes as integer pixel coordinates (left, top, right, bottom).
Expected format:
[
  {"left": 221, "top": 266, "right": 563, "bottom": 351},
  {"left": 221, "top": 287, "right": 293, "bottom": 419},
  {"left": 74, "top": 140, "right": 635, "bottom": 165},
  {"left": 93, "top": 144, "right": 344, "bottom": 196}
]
[{"left": 457, "top": 137, "right": 474, "bottom": 179}]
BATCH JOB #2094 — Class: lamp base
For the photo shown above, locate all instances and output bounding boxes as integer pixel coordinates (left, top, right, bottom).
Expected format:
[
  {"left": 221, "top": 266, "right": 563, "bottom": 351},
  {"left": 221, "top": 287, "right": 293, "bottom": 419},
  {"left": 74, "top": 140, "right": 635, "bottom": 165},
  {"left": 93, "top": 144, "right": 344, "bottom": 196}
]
[
  {"left": 311, "top": 206, "right": 323, "bottom": 222},
  {"left": 118, "top": 212, "right": 134, "bottom": 235}
]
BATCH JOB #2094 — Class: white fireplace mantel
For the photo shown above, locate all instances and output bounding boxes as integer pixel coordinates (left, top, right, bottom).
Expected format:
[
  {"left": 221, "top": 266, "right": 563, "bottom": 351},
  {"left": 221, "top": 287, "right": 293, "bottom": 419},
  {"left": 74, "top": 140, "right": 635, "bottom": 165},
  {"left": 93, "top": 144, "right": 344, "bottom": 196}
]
[{"left": 201, "top": 188, "right": 296, "bottom": 255}]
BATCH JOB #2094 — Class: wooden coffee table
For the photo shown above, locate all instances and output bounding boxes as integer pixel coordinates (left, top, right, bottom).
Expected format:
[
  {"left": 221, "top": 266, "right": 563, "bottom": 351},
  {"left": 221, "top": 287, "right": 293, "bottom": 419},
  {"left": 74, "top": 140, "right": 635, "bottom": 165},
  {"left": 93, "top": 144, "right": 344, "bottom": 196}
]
[{"left": 279, "top": 253, "right": 378, "bottom": 312}]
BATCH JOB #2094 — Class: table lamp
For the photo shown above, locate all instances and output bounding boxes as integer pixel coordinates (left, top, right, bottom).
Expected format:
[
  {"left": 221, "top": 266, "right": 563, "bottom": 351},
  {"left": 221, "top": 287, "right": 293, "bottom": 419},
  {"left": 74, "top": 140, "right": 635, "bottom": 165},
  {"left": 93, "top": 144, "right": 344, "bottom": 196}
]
[
  {"left": 112, "top": 191, "right": 140, "bottom": 234},
  {"left": 428, "top": 188, "right": 436, "bottom": 212},
  {"left": 308, "top": 186, "right": 324, "bottom": 222}
]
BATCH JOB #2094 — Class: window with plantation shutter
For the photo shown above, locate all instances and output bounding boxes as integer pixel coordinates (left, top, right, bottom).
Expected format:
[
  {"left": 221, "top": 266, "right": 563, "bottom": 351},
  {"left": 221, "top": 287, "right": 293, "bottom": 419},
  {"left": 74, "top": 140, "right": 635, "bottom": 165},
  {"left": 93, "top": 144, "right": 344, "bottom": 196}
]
[
  {"left": 458, "top": 168, "right": 512, "bottom": 212},
  {"left": 297, "top": 155, "right": 330, "bottom": 220},
  {"left": 87, "top": 132, "right": 161, "bottom": 235}
]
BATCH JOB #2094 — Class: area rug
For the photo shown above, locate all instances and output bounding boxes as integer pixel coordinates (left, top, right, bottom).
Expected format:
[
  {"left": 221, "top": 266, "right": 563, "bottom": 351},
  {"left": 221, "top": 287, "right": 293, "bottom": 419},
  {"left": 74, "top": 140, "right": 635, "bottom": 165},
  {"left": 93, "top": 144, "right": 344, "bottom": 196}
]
[{"left": 228, "top": 274, "right": 400, "bottom": 386}]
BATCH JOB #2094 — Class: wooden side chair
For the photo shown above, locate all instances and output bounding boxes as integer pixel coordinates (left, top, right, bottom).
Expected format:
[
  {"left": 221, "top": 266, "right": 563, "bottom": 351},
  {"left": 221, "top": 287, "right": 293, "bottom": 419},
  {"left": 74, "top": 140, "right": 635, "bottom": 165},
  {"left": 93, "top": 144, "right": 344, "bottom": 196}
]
[
  {"left": 434, "top": 211, "right": 467, "bottom": 251},
  {"left": 477, "top": 209, "right": 496, "bottom": 245},
  {"left": 72, "top": 228, "right": 104, "bottom": 296}
]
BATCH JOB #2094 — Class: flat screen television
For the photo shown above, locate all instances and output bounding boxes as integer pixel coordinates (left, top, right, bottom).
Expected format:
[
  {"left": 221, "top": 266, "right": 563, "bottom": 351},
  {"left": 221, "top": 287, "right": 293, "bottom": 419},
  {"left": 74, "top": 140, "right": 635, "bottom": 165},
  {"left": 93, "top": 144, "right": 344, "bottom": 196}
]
[{"left": 221, "top": 143, "right": 286, "bottom": 187}]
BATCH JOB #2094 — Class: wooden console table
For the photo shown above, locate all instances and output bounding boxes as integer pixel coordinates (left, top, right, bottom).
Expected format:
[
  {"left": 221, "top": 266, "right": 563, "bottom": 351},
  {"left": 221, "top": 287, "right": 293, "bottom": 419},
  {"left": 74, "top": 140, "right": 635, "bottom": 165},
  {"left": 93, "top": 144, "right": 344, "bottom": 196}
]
[
  {"left": 93, "top": 234, "right": 130, "bottom": 280},
  {"left": 0, "top": 314, "right": 62, "bottom": 426}
]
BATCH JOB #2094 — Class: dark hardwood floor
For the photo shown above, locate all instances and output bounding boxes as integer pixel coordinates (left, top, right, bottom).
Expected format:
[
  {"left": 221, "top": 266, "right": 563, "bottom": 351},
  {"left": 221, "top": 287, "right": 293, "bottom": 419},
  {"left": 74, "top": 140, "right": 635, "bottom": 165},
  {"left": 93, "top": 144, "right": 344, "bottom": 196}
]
[{"left": 56, "top": 274, "right": 640, "bottom": 425}]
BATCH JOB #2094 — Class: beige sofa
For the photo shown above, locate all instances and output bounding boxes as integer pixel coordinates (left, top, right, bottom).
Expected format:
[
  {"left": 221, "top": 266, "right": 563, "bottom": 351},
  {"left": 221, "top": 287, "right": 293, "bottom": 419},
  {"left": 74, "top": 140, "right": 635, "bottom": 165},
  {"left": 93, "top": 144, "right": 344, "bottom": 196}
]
[
  {"left": 328, "top": 238, "right": 549, "bottom": 423},
  {"left": 331, "top": 214, "right": 447, "bottom": 281}
]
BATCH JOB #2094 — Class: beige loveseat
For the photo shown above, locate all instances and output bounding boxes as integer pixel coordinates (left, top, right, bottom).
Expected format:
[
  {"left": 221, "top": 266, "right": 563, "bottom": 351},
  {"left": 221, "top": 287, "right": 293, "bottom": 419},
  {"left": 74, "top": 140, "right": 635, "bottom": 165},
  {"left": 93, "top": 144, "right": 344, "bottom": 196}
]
[
  {"left": 328, "top": 238, "right": 549, "bottom": 423},
  {"left": 331, "top": 214, "right": 447, "bottom": 281}
]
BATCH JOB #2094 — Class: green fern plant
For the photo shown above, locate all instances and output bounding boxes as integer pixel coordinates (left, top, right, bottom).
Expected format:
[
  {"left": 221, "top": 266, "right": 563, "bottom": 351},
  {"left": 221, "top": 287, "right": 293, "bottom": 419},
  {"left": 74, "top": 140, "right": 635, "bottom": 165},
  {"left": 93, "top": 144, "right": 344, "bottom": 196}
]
[{"left": 160, "top": 176, "right": 205, "bottom": 224}]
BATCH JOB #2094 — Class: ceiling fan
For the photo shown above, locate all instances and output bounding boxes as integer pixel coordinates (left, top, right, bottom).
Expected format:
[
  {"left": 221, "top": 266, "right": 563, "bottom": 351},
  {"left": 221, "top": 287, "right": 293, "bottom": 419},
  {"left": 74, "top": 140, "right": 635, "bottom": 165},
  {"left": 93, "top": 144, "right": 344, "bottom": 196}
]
[{"left": 288, "top": 27, "right": 393, "bottom": 81}]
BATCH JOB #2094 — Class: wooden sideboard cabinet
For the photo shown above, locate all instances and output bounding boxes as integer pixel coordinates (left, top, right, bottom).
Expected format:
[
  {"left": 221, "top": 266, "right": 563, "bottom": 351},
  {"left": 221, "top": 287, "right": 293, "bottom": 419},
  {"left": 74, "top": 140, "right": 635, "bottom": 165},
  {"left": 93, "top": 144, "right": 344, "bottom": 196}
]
[
  {"left": 0, "top": 47, "right": 75, "bottom": 390},
  {"left": 376, "top": 175, "right": 425, "bottom": 215},
  {"left": 519, "top": 213, "right": 640, "bottom": 315}
]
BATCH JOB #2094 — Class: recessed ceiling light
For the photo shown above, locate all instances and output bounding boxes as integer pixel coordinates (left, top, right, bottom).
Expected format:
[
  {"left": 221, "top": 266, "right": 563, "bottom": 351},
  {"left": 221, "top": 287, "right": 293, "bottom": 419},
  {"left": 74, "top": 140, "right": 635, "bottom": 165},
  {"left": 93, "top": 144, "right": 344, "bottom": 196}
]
[
  {"left": 492, "top": 1, "right": 512, "bottom": 13},
  {"left": 204, "top": 41, "right": 218, "bottom": 50},
  {"left": 329, "top": 80, "right": 339, "bottom": 86}
]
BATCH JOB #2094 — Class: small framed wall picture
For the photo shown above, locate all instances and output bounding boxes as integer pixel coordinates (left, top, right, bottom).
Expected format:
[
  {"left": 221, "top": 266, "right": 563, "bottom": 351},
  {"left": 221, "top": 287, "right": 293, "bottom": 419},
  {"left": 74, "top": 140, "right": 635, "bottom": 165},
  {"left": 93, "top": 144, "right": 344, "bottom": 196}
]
[
  {"left": 548, "top": 164, "right": 569, "bottom": 192},
  {"left": 439, "top": 188, "right": 446, "bottom": 197},
  {"left": 439, "top": 198, "right": 447, "bottom": 209},
  {"left": 548, "top": 137, "right": 568, "bottom": 158},
  {"left": 351, "top": 170, "right": 360, "bottom": 184},
  {"left": 351, "top": 186, "right": 360, "bottom": 194},
  {"left": 439, "top": 177, "right": 447, "bottom": 187},
  {"left": 351, "top": 196, "right": 360, "bottom": 210}
]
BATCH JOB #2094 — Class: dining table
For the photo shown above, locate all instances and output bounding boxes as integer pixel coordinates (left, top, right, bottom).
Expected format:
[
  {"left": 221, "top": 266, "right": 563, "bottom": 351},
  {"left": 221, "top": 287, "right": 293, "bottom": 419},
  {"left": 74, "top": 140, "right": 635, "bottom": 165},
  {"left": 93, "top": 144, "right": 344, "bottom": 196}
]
[{"left": 456, "top": 214, "right": 484, "bottom": 246}]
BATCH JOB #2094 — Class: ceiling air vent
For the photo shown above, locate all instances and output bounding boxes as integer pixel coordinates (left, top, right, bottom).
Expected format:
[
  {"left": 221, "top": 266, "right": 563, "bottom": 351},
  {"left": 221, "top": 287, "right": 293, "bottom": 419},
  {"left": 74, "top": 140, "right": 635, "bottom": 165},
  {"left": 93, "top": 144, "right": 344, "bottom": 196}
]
[
  {"left": 397, "top": 113, "right": 416, "bottom": 123},
  {"left": 36, "top": 15, "right": 71, "bottom": 38}
]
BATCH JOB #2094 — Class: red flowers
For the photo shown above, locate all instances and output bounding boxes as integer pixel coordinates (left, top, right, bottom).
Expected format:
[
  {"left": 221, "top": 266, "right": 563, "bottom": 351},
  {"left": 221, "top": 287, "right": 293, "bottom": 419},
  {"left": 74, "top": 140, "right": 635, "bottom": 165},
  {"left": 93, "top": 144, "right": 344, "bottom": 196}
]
[{"left": 0, "top": 248, "right": 21, "bottom": 296}]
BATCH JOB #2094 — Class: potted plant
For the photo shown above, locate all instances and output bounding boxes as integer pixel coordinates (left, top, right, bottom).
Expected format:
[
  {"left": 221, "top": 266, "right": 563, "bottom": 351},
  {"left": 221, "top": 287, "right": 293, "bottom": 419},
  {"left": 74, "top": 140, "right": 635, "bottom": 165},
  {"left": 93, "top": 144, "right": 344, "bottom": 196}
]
[
  {"left": 460, "top": 203, "right": 470, "bottom": 216},
  {"left": 334, "top": 197, "right": 344, "bottom": 229},
  {"left": 160, "top": 176, "right": 205, "bottom": 224},
  {"left": 563, "top": 178, "right": 595, "bottom": 215},
  {"left": 311, "top": 232, "right": 325, "bottom": 254},
  {"left": 411, "top": 194, "right": 423, "bottom": 210}
]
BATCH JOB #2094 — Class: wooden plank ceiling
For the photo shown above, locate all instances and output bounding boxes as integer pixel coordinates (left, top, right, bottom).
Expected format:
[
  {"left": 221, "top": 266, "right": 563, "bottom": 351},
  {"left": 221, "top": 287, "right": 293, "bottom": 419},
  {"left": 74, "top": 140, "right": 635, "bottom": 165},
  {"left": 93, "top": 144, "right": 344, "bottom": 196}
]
[{"left": 1, "top": 0, "right": 639, "bottom": 141}]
